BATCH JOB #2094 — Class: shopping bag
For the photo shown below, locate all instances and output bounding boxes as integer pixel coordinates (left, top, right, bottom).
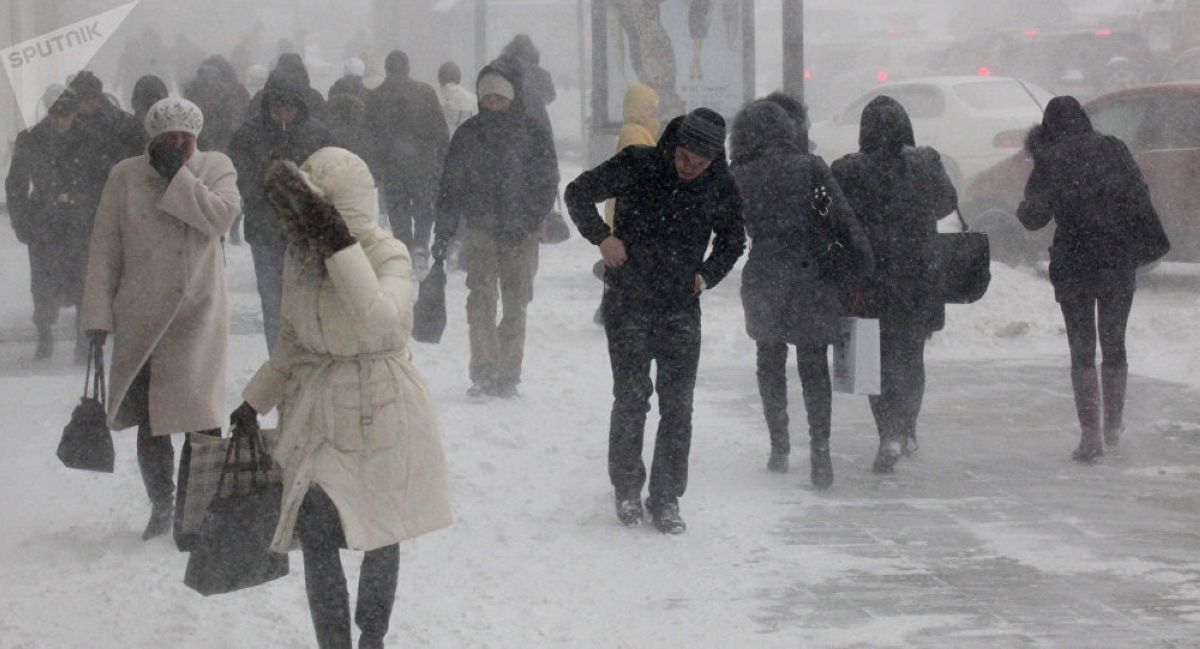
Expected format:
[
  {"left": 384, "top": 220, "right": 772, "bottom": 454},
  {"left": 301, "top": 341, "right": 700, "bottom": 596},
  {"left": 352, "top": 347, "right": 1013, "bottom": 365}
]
[
  {"left": 56, "top": 342, "right": 114, "bottom": 473},
  {"left": 933, "top": 210, "right": 991, "bottom": 304},
  {"left": 183, "top": 422, "right": 288, "bottom": 596},
  {"left": 539, "top": 198, "right": 571, "bottom": 245},
  {"left": 832, "top": 318, "right": 881, "bottom": 395},
  {"left": 174, "top": 429, "right": 280, "bottom": 552},
  {"left": 412, "top": 259, "right": 447, "bottom": 344}
]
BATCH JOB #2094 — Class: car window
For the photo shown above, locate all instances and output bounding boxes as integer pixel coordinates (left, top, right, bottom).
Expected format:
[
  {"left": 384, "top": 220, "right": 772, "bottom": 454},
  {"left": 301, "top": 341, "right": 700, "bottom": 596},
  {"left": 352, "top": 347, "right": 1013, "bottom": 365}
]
[
  {"left": 953, "top": 80, "right": 1039, "bottom": 111},
  {"left": 1087, "top": 95, "right": 1153, "bottom": 146},
  {"left": 1154, "top": 95, "right": 1200, "bottom": 149}
]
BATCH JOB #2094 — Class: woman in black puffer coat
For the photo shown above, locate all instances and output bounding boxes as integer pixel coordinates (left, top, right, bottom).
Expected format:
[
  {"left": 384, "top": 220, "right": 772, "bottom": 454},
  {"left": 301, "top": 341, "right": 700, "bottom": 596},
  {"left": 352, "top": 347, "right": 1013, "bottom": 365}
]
[
  {"left": 831, "top": 96, "right": 957, "bottom": 475},
  {"left": 730, "top": 100, "right": 874, "bottom": 488},
  {"left": 1017, "top": 96, "right": 1168, "bottom": 462}
]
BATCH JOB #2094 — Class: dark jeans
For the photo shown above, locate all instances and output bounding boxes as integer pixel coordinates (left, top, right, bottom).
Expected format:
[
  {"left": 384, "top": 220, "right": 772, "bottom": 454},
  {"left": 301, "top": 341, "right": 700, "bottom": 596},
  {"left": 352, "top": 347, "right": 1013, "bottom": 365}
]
[
  {"left": 755, "top": 342, "right": 832, "bottom": 453},
  {"left": 250, "top": 237, "right": 288, "bottom": 353},
  {"left": 295, "top": 486, "right": 399, "bottom": 649},
  {"left": 868, "top": 312, "right": 927, "bottom": 442},
  {"left": 384, "top": 182, "right": 435, "bottom": 252},
  {"left": 1059, "top": 288, "right": 1134, "bottom": 372},
  {"left": 604, "top": 295, "right": 702, "bottom": 510}
]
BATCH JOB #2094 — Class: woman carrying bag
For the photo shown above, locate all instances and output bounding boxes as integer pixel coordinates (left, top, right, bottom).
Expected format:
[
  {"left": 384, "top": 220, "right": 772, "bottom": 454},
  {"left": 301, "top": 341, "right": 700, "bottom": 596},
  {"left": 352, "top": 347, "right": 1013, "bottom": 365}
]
[
  {"left": 831, "top": 96, "right": 958, "bottom": 474},
  {"left": 729, "top": 100, "right": 873, "bottom": 488},
  {"left": 231, "top": 147, "right": 450, "bottom": 649},
  {"left": 1017, "top": 96, "right": 1169, "bottom": 462}
]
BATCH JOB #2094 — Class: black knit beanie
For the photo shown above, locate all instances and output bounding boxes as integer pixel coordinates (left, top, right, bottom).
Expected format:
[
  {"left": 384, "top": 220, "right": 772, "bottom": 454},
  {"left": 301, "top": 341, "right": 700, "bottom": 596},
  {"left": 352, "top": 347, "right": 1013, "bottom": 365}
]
[{"left": 677, "top": 107, "right": 726, "bottom": 159}]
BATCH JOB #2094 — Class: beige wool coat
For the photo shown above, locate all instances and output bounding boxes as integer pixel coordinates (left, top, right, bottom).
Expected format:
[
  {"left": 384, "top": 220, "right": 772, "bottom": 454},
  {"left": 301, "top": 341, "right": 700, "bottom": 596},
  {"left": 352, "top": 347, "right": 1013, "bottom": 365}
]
[
  {"left": 82, "top": 151, "right": 241, "bottom": 435},
  {"left": 242, "top": 148, "right": 450, "bottom": 552}
]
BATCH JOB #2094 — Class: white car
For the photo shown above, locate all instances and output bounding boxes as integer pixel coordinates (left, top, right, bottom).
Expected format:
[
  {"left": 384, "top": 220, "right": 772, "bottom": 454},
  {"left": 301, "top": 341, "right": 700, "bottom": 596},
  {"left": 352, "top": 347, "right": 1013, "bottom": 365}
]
[{"left": 809, "top": 76, "right": 1053, "bottom": 190}]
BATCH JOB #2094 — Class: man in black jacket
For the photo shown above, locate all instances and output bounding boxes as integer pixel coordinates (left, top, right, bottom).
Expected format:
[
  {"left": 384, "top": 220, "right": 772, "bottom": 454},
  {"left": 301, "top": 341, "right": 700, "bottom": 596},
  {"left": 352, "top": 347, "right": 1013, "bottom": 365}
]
[
  {"left": 5, "top": 88, "right": 107, "bottom": 361},
  {"left": 366, "top": 50, "right": 451, "bottom": 270},
  {"left": 68, "top": 71, "right": 144, "bottom": 164},
  {"left": 229, "top": 73, "right": 334, "bottom": 352},
  {"left": 432, "top": 62, "right": 559, "bottom": 399},
  {"left": 565, "top": 108, "right": 745, "bottom": 534}
]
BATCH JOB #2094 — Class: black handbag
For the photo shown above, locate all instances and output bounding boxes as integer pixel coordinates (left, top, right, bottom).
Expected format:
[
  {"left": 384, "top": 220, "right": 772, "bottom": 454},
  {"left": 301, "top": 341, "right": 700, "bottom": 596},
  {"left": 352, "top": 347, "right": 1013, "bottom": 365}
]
[
  {"left": 933, "top": 210, "right": 992, "bottom": 304},
  {"left": 183, "top": 422, "right": 288, "bottom": 596},
  {"left": 56, "top": 342, "right": 114, "bottom": 473},
  {"left": 412, "top": 259, "right": 447, "bottom": 344},
  {"left": 811, "top": 185, "right": 857, "bottom": 284},
  {"left": 539, "top": 197, "right": 572, "bottom": 245}
]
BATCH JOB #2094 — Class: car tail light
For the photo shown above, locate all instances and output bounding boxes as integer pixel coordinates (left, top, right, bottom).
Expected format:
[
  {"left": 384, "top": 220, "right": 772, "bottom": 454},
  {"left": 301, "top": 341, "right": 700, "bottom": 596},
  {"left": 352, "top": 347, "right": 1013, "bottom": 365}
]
[
  {"left": 978, "top": 66, "right": 992, "bottom": 77},
  {"left": 1095, "top": 29, "right": 1113, "bottom": 37},
  {"left": 804, "top": 69, "right": 812, "bottom": 79},
  {"left": 1023, "top": 28, "right": 1039, "bottom": 37},
  {"left": 994, "top": 130, "right": 1025, "bottom": 148},
  {"left": 877, "top": 70, "right": 890, "bottom": 82}
]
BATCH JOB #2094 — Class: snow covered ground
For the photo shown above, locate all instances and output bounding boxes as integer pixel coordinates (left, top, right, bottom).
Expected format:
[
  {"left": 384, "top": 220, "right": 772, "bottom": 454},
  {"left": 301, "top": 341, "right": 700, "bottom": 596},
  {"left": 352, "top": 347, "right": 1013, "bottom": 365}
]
[{"left": 1, "top": 202, "right": 1199, "bottom": 647}]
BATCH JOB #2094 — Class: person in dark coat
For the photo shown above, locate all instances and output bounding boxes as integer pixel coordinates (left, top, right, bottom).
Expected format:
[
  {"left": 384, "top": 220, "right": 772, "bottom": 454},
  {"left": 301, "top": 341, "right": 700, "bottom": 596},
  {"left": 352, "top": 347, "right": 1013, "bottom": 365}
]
[
  {"left": 183, "top": 57, "right": 248, "bottom": 154},
  {"left": 1017, "top": 96, "right": 1169, "bottom": 462},
  {"left": 68, "top": 71, "right": 145, "bottom": 164},
  {"left": 228, "top": 73, "right": 334, "bottom": 352},
  {"left": 431, "top": 62, "right": 559, "bottom": 399},
  {"left": 730, "top": 99, "right": 874, "bottom": 487},
  {"left": 5, "top": 88, "right": 106, "bottom": 361},
  {"left": 246, "top": 53, "right": 327, "bottom": 123},
  {"left": 831, "top": 95, "right": 957, "bottom": 474},
  {"left": 365, "top": 50, "right": 451, "bottom": 267},
  {"left": 130, "top": 75, "right": 169, "bottom": 134},
  {"left": 328, "top": 57, "right": 368, "bottom": 100},
  {"left": 566, "top": 108, "right": 745, "bottom": 534},
  {"left": 324, "top": 92, "right": 370, "bottom": 162},
  {"left": 499, "top": 35, "right": 557, "bottom": 137}
]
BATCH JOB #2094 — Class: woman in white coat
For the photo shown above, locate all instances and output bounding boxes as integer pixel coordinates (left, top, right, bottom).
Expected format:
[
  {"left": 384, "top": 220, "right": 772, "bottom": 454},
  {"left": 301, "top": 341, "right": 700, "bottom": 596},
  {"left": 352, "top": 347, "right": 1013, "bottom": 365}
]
[
  {"left": 231, "top": 147, "right": 450, "bottom": 649},
  {"left": 82, "top": 98, "right": 241, "bottom": 540}
]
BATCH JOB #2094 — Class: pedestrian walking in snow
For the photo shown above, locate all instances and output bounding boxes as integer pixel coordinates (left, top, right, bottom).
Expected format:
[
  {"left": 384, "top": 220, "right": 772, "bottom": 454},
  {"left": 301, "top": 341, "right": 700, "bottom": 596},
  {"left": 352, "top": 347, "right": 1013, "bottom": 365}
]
[
  {"left": 498, "top": 35, "right": 557, "bottom": 138},
  {"left": 81, "top": 98, "right": 241, "bottom": 540},
  {"left": 246, "top": 53, "right": 327, "bottom": 124},
  {"left": 232, "top": 148, "right": 450, "bottom": 649},
  {"left": 5, "top": 88, "right": 108, "bottom": 362},
  {"left": 130, "top": 75, "right": 169, "bottom": 139},
  {"left": 729, "top": 99, "right": 874, "bottom": 488},
  {"left": 229, "top": 72, "right": 334, "bottom": 352},
  {"left": 437, "top": 62, "right": 477, "bottom": 136},
  {"left": 565, "top": 108, "right": 745, "bottom": 533},
  {"left": 68, "top": 71, "right": 145, "bottom": 164},
  {"left": 329, "top": 57, "right": 369, "bottom": 101},
  {"left": 431, "top": 62, "right": 559, "bottom": 399},
  {"left": 365, "top": 50, "right": 450, "bottom": 271},
  {"left": 1017, "top": 96, "right": 1169, "bottom": 462},
  {"left": 183, "top": 56, "right": 249, "bottom": 155},
  {"left": 831, "top": 96, "right": 957, "bottom": 474}
]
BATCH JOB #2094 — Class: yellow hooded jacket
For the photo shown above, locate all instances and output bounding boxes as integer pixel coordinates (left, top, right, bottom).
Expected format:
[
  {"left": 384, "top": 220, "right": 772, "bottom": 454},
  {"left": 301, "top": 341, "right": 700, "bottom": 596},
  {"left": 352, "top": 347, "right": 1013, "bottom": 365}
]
[{"left": 605, "top": 84, "right": 660, "bottom": 228}]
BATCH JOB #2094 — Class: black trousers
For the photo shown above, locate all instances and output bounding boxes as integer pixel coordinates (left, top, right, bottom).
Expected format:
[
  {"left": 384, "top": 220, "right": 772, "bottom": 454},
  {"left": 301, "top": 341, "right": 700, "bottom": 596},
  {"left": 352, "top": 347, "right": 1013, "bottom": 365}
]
[
  {"left": 1059, "top": 288, "right": 1134, "bottom": 372},
  {"left": 755, "top": 342, "right": 832, "bottom": 453},
  {"left": 868, "top": 312, "right": 927, "bottom": 442},
  {"left": 384, "top": 181, "right": 435, "bottom": 251},
  {"left": 29, "top": 241, "right": 83, "bottom": 330},
  {"left": 604, "top": 296, "right": 701, "bottom": 510},
  {"left": 296, "top": 486, "right": 400, "bottom": 649}
]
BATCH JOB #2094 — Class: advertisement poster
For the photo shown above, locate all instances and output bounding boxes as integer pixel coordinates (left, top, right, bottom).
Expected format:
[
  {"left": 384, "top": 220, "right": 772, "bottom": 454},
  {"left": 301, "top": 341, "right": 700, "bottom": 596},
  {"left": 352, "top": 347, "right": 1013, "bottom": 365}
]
[{"left": 595, "top": 0, "right": 753, "bottom": 130}]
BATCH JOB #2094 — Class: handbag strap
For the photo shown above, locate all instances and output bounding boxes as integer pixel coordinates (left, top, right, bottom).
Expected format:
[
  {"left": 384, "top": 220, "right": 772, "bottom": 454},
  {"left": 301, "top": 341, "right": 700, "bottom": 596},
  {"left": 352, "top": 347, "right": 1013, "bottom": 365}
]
[
  {"left": 952, "top": 206, "right": 970, "bottom": 233},
  {"left": 83, "top": 342, "right": 107, "bottom": 406}
]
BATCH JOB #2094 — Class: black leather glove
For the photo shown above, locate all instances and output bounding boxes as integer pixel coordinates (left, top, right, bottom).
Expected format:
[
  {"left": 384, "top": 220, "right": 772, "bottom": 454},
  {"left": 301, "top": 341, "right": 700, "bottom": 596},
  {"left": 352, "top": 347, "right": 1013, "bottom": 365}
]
[
  {"left": 148, "top": 142, "right": 187, "bottom": 180},
  {"left": 86, "top": 329, "right": 108, "bottom": 346},
  {"left": 230, "top": 401, "right": 259, "bottom": 437},
  {"left": 430, "top": 235, "right": 450, "bottom": 262}
]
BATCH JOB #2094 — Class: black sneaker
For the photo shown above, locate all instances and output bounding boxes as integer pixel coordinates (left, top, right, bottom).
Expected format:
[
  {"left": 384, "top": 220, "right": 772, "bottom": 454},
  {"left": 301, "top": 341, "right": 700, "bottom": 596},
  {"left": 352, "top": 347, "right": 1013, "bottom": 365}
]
[
  {"left": 615, "top": 495, "right": 644, "bottom": 527},
  {"left": 650, "top": 502, "right": 687, "bottom": 535},
  {"left": 872, "top": 439, "right": 902, "bottom": 474}
]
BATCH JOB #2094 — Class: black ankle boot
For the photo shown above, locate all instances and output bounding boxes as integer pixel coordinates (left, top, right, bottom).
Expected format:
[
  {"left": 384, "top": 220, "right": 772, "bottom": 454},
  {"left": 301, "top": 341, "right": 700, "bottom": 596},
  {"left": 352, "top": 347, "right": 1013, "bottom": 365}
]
[
  {"left": 34, "top": 327, "right": 53, "bottom": 360},
  {"left": 810, "top": 440, "right": 832, "bottom": 489},
  {"left": 142, "top": 504, "right": 173, "bottom": 540},
  {"left": 767, "top": 448, "right": 789, "bottom": 473}
]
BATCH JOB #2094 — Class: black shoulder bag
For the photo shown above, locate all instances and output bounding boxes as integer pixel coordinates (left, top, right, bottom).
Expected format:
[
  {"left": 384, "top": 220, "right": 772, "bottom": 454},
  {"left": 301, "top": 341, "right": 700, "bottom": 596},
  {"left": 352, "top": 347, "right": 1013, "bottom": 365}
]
[{"left": 56, "top": 342, "right": 114, "bottom": 473}]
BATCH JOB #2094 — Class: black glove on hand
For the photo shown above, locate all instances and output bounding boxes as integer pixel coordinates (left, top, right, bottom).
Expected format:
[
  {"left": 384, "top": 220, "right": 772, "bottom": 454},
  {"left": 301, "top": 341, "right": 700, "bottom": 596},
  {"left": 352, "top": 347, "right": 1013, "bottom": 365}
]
[
  {"left": 430, "top": 235, "right": 450, "bottom": 262},
  {"left": 230, "top": 401, "right": 259, "bottom": 437},
  {"left": 148, "top": 142, "right": 187, "bottom": 180}
]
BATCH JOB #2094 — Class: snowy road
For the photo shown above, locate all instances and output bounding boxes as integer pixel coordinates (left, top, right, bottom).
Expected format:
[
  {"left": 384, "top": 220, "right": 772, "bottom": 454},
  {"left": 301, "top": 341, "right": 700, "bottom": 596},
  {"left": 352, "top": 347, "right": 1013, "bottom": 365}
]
[{"left": 1, "top": 218, "right": 1200, "bottom": 648}]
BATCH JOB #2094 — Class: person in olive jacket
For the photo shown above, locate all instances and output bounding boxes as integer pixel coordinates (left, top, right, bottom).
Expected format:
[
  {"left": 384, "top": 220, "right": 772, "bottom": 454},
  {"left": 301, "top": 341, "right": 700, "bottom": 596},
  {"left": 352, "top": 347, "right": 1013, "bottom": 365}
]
[
  {"left": 1017, "top": 96, "right": 1169, "bottom": 462},
  {"left": 831, "top": 96, "right": 957, "bottom": 475},
  {"left": 730, "top": 99, "right": 874, "bottom": 488},
  {"left": 566, "top": 108, "right": 745, "bottom": 534}
]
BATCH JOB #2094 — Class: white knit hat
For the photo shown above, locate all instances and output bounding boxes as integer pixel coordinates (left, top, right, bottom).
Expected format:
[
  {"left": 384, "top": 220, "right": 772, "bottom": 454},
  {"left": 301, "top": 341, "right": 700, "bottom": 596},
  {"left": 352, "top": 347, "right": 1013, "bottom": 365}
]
[
  {"left": 477, "top": 73, "right": 515, "bottom": 102},
  {"left": 344, "top": 57, "right": 366, "bottom": 78},
  {"left": 143, "top": 97, "right": 204, "bottom": 140}
]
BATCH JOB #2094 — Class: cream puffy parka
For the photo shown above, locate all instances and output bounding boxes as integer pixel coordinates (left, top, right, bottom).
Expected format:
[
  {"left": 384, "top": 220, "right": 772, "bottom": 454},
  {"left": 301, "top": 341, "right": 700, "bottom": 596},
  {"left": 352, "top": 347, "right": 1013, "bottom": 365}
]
[{"left": 242, "top": 147, "right": 451, "bottom": 552}]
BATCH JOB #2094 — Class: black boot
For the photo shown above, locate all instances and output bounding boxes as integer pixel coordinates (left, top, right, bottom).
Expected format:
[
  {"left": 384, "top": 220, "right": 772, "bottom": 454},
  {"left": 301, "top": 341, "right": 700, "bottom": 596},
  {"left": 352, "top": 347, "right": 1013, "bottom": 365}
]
[
  {"left": 757, "top": 342, "right": 790, "bottom": 473},
  {"left": 767, "top": 448, "right": 789, "bottom": 473},
  {"left": 810, "top": 440, "right": 833, "bottom": 490},
  {"left": 34, "top": 325, "right": 53, "bottom": 360},
  {"left": 648, "top": 500, "right": 686, "bottom": 535},
  {"left": 136, "top": 424, "right": 176, "bottom": 540},
  {"left": 614, "top": 491, "right": 644, "bottom": 527},
  {"left": 872, "top": 437, "right": 902, "bottom": 474},
  {"left": 1071, "top": 367, "right": 1104, "bottom": 462},
  {"left": 1102, "top": 365, "right": 1127, "bottom": 447},
  {"left": 355, "top": 544, "right": 399, "bottom": 649}
]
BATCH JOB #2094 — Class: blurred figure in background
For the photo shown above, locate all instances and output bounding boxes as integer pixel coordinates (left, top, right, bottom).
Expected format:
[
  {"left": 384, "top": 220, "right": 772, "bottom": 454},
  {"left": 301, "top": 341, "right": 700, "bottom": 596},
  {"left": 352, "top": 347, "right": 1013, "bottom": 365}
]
[
  {"left": 498, "top": 35, "right": 556, "bottom": 138},
  {"left": 69, "top": 71, "right": 145, "bottom": 161},
  {"left": 5, "top": 88, "right": 105, "bottom": 362},
  {"left": 365, "top": 49, "right": 450, "bottom": 272},
  {"left": 437, "top": 61, "right": 477, "bottom": 135},
  {"left": 130, "top": 75, "right": 170, "bottom": 133},
  {"left": 184, "top": 56, "right": 249, "bottom": 154},
  {"left": 329, "top": 57, "right": 368, "bottom": 100},
  {"left": 247, "top": 53, "right": 326, "bottom": 123}
]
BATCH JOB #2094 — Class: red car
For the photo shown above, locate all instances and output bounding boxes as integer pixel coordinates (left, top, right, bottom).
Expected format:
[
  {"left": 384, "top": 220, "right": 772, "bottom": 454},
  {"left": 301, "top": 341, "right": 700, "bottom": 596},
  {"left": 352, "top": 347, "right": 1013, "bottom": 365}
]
[{"left": 963, "top": 82, "right": 1200, "bottom": 264}]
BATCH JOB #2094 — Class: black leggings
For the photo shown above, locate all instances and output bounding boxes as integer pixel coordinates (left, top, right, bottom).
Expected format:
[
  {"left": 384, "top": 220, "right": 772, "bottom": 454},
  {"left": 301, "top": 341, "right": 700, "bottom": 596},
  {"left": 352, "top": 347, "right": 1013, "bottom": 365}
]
[
  {"left": 1059, "top": 289, "right": 1134, "bottom": 371},
  {"left": 755, "top": 342, "right": 832, "bottom": 453},
  {"left": 295, "top": 487, "right": 400, "bottom": 649}
]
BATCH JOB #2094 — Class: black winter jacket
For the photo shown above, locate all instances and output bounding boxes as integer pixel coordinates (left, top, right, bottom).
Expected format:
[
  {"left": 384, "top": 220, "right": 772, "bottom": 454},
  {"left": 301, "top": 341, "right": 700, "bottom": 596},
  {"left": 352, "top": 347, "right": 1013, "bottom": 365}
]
[
  {"left": 731, "top": 101, "right": 874, "bottom": 345},
  {"left": 228, "top": 76, "right": 334, "bottom": 245},
  {"left": 364, "top": 73, "right": 450, "bottom": 191},
  {"left": 433, "top": 64, "right": 559, "bottom": 246},
  {"left": 566, "top": 116, "right": 746, "bottom": 313},
  {"left": 5, "top": 119, "right": 108, "bottom": 246},
  {"left": 831, "top": 96, "right": 956, "bottom": 331},
  {"left": 1018, "top": 102, "right": 1168, "bottom": 299}
]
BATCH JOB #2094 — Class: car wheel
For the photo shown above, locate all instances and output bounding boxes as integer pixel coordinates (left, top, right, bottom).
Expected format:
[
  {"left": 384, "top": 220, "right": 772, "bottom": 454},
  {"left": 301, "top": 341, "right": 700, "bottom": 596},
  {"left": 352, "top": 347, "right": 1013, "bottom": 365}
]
[{"left": 974, "top": 206, "right": 1035, "bottom": 267}]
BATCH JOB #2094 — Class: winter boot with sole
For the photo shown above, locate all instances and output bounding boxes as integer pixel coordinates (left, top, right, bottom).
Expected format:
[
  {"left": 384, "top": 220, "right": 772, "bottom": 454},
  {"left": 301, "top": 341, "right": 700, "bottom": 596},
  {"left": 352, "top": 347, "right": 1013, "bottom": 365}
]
[
  {"left": 767, "top": 448, "right": 789, "bottom": 473},
  {"left": 1071, "top": 366, "right": 1104, "bottom": 462},
  {"left": 467, "top": 381, "right": 493, "bottom": 401},
  {"left": 872, "top": 438, "right": 902, "bottom": 474},
  {"left": 1102, "top": 365, "right": 1127, "bottom": 448},
  {"left": 615, "top": 493, "right": 644, "bottom": 528},
  {"left": 142, "top": 504, "right": 173, "bottom": 540},
  {"left": 901, "top": 433, "right": 919, "bottom": 457},
  {"left": 810, "top": 440, "right": 833, "bottom": 489},
  {"left": 649, "top": 501, "right": 686, "bottom": 535}
]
